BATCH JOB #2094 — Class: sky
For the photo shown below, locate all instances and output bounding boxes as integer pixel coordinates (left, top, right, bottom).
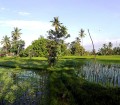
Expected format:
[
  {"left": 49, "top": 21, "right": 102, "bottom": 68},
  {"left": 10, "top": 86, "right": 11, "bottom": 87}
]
[{"left": 0, "top": 0, "right": 120, "bottom": 51}]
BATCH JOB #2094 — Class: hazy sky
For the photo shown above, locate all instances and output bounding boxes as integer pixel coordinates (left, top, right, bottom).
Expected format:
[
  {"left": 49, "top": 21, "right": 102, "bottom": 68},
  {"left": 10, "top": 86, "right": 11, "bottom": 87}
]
[{"left": 0, "top": 0, "right": 120, "bottom": 51}]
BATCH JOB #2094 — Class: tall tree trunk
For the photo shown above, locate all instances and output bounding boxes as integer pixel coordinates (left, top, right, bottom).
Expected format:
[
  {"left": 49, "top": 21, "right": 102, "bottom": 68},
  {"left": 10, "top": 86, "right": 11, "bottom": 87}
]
[
  {"left": 88, "top": 29, "right": 96, "bottom": 64},
  {"left": 81, "top": 38, "right": 83, "bottom": 56}
]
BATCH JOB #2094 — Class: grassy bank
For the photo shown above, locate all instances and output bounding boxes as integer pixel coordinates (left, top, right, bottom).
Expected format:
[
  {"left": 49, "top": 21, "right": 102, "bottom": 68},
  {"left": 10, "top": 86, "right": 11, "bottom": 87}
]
[
  {"left": 62, "top": 55, "right": 120, "bottom": 60},
  {"left": 0, "top": 56, "right": 120, "bottom": 105},
  {"left": 0, "top": 55, "right": 120, "bottom": 70},
  {"left": 49, "top": 71, "right": 120, "bottom": 105},
  {"left": 0, "top": 56, "right": 86, "bottom": 70},
  {"left": 62, "top": 55, "right": 120, "bottom": 64}
]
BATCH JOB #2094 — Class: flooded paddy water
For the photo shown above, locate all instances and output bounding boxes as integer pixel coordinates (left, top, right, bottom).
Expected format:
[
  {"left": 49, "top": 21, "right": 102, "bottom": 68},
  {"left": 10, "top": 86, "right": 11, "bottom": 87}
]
[
  {"left": 0, "top": 68, "right": 49, "bottom": 105},
  {"left": 76, "top": 61, "right": 120, "bottom": 87},
  {"left": 0, "top": 60, "right": 120, "bottom": 105}
]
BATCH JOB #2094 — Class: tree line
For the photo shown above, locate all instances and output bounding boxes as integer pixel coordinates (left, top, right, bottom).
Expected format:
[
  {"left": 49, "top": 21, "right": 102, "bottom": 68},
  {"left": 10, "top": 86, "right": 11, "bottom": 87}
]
[
  {"left": 97, "top": 42, "right": 120, "bottom": 55},
  {"left": 0, "top": 27, "right": 25, "bottom": 56},
  {"left": 0, "top": 17, "right": 120, "bottom": 58}
]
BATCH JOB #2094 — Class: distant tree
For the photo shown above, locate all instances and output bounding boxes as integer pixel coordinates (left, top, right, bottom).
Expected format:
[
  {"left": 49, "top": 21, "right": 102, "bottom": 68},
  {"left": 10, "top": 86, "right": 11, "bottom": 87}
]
[
  {"left": 103, "top": 43, "right": 107, "bottom": 49},
  {"left": 70, "top": 37, "right": 84, "bottom": 55},
  {"left": 11, "top": 27, "right": 21, "bottom": 41},
  {"left": 79, "top": 29, "right": 85, "bottom": 56},
  {"left": 108, "top": 42, "right": 113, "bottom": 55},
  {"left": 113, "top": 47, "right": 120, "bottom": 55},
  {"left": 98, "top": 42, "right": 114, "bottom": 55},
  {"left": 103, "top": 43, "right": 108, "bottom": 55},
  {"left": 17, "top": 40, "right": 25, "bottom": 55},
  {"left": 31, "top": 36, "right": 48, "bottom": 57},
  {"left": 11, "top": 27, "right": 25, "bottom": 56},
  {"left": 50, "top": 17, "right": 62, "bottom": 31},
  {"left": 76, "top": 37, "right": 81, "bottom": 43},
  {"left": 22, "top": 36, "right": 48, "bottom": 57},
  {"left": 70, "top": 41, "right": 76, "bottom": 55},
  {"left": 1, "top": 35, "right": 11, "bottom": 54},
  {"left": 20, "top": 45, "right": 33, "bottom": 57},
  {"left": 108, "top": 42, "right": 113, "bottom": 49}
]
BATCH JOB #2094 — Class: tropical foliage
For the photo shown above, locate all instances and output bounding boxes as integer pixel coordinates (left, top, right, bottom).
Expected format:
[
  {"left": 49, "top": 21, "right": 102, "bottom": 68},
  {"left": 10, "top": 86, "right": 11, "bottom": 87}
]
[
  {"left": 0, "top": 27, "right": 25, "bottom": 56},
  {"left": 0, "top": 17, "right": 120, "bottom": 58},
  {"left": 1, "top": 35, "right": 11, "bottom": 54},
  {"left": 47, "top": 17, "right": 70, "bottom": 66},
  {"left": 98, "top": 42, "right": 120, "bottom": 55}
]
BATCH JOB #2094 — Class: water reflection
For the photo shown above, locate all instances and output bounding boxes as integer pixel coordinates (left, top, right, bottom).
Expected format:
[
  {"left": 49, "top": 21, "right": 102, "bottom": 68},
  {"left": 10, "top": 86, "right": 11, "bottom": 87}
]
[
  {"left": 0, "top": 68, "right": 49, "bottom": 105},
  {"left": 76, "top": 62, "right": 120, "bottom": 87}
]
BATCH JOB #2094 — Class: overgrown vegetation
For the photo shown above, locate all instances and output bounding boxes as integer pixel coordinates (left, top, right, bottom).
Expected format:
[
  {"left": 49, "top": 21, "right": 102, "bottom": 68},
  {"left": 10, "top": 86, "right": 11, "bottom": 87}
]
[
  {"left": 0, "top": 16, "right": 120, "bottom": 105},
  {"left": 49, "top": 71, "right": 120, "bottom": 105}
]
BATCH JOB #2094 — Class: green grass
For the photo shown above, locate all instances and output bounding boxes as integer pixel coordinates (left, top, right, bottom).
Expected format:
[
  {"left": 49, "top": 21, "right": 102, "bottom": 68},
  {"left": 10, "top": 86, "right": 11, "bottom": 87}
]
[
  {"left": 0, "top": 56, "right": 120, "bottom": 105},
  {"left": 0, "top": 57, "right": 48, "bottom": 70},
  {"left": 0, "top": 55, "right": 120, "bottom": 70},
  {"left": 0, "top": 56, "right": 85, "bottom": 70},
  {"left": 49, "top": 71, "right": 120, "bottom": 105},
  {"left": 62, "top": 55, "right": 120, "bottom": 64},
  {"left": 96, "top": 55, "right": 120, "bottom": 60},
  {"left": 62, "top": 55, "right": 120, "bottom": 60}
]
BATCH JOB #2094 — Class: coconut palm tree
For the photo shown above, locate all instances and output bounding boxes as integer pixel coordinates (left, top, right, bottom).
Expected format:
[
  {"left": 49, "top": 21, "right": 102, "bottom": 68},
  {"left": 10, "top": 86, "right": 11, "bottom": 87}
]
[
  {"left": 47, "top": 17, "right": 70, "bottom": 66},
  {"left": 79, "top": 29, "right": 85, "bottom": 56},
  {"left": 103, "top": 43, "right": 107, "bottom": 48},
  {"left": 17, "top": 40, "right": 25, "bottom": 55},
  {"left": 108, "top": 42, "right": 113, "bottom": 49},
  {"left": 76, "top": 37, "right": 81, "bottom": 43},
  {"left": 103, "top": 43, "right": 108, "bottom": 55},
  {"left": 108, "top": 42, "right": 113, "bottom": 55},
  {"left": 11, "top": 27, "right": 22, "bottom": 41},
  {"left": 11, "top": 27, "right": 22, "bottom": 56},
  {"left": 1, "top": 35, "right": 11, "bottom": 54},
  {"left": 50, "top": 17, "right": 62, "bottom": 31}
]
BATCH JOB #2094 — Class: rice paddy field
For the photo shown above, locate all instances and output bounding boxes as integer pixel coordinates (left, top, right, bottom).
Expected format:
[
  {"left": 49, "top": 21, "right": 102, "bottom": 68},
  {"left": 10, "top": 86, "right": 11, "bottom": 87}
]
[{"left": 0, "top": 55, "right": 120, "bottom": 105}]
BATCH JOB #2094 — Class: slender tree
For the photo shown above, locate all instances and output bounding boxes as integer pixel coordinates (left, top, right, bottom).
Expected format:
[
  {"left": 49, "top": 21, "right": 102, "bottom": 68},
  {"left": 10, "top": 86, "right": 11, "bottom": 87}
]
[{"left": 88, "top": 29, "right": 96, "bottom": 63}]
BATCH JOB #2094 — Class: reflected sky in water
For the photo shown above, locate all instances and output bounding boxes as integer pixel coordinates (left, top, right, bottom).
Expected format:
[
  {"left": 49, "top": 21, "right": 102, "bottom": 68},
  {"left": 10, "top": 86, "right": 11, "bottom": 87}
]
[{"left": 0, "top": 68, "right": 49, "bottom": 105}]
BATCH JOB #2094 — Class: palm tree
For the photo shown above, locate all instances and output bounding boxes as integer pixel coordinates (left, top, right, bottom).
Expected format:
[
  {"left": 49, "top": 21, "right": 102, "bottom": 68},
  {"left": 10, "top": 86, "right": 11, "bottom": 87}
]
[
  {"left": 47, "top": 17, "right": 70, "bottom": 66},
  {"left": 17, "top": 40, "right": 25, "bottom": 55},
  {"left": 11, "top": 27, "right": 22, "bottom": 56},
  {"left": 1, "top": 35, "right": 11, "bottom": 54},
  {"left": 79, "top": 29, "right": 85, "bottom": 56},
  {"left": 103, "top": 43, "right": 108, "bottom": 55},
  {"left": 11, "top": 27, "right": 22, "bottom": 41},
  {"left": 103, "top": 43, "right": 107, "bottom": 48},
  {"left": 76, "top": 37, "right": 81, "bottom": 43},
  {"left": 108, "top": 42, "right": 113, "bottom": 55},
  {"left": 50, "top": 17, "right": 62, "bottom": 31},
  {"left": 108, "top": 42, "right": 112, "bottom": 49}
]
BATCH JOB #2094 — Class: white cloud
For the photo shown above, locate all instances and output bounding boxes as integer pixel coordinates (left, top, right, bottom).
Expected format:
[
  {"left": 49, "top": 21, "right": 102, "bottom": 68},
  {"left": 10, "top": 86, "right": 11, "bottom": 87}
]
[
  {"left": 0, "top": 20, "right": 52, "bottom": 31},
  {"left": 1, "top": 7, "right": 5, "bottom": 10},
  {"left": 0, "top": 7, "right": 9, "bottom": 11},
  {"left": 0, "top": 20, "right": 119, "bottom": 49},
  {"left": 18, "top": 12, "right": 30, "bottom": 16},
  {"left": 0, "top": 20, "right": 53, "bottom": 47},
  {"left": 84, "top": 38, "right": 120, "bottom": 51}
]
